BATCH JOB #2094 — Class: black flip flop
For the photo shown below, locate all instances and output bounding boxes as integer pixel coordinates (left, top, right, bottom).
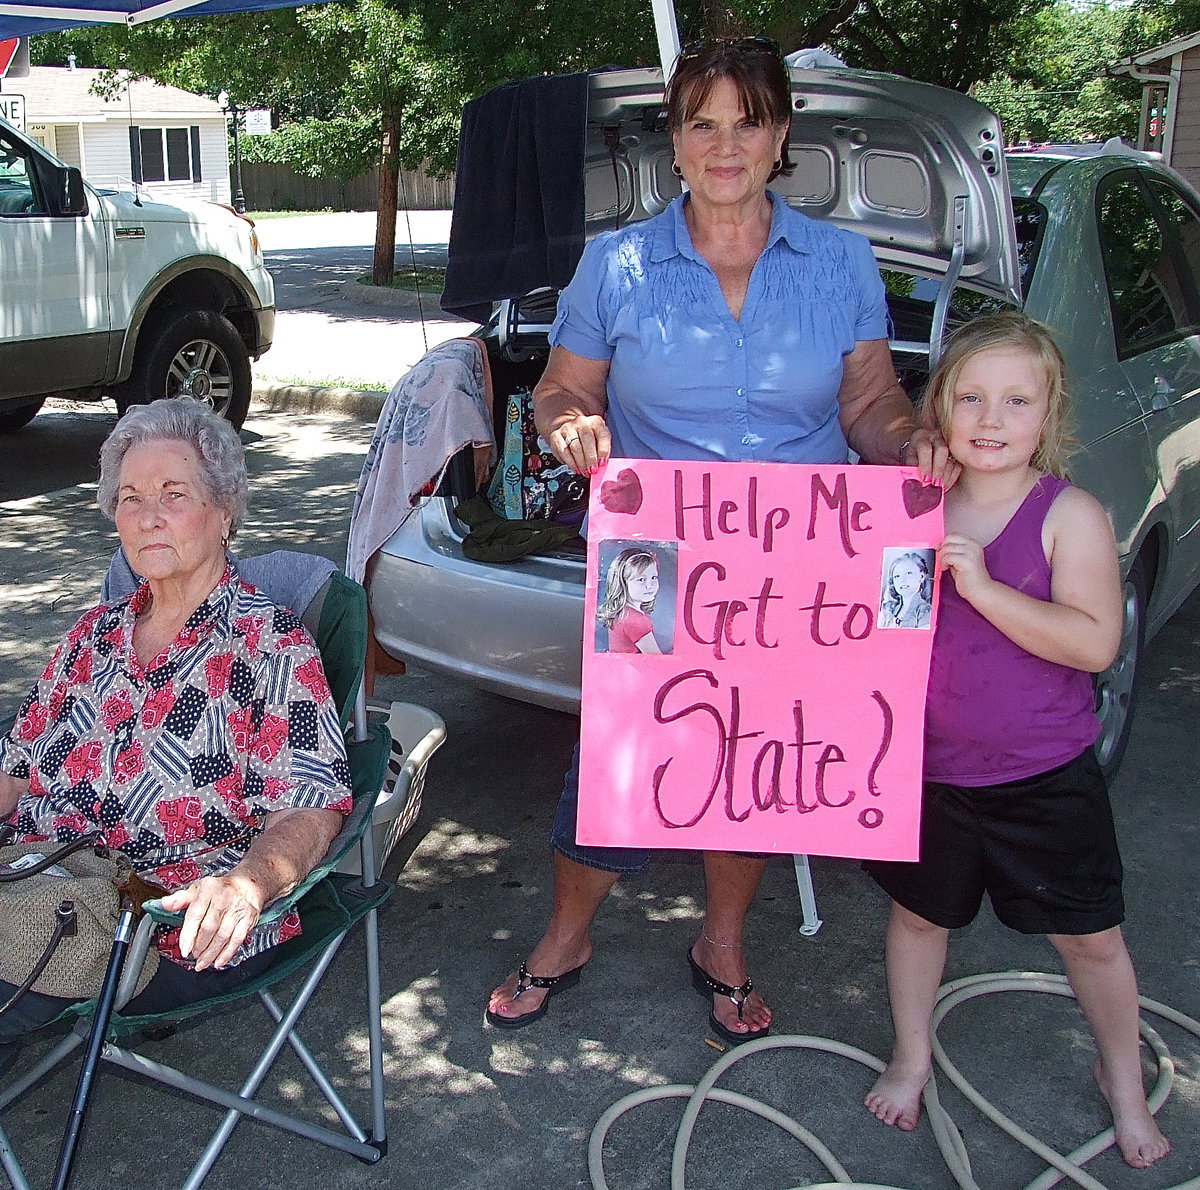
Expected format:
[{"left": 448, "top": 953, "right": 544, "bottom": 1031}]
[
  {"left": 687, "top": 946, "right": 770, "bottom": 1046},
  {"left": 485, "top": 961, "right": 585, "bottom": 1030}
]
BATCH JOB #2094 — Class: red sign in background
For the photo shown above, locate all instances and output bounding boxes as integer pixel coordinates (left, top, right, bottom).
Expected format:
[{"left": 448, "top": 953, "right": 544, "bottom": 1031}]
[{"left": 0, "top": 40, "right": 19, "bottom": 78}]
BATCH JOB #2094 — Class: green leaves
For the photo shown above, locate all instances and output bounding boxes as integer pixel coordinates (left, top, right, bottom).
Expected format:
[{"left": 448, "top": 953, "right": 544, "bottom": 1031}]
[{"left": 28, "top": 0, "right": 1184, "bottom": 183}]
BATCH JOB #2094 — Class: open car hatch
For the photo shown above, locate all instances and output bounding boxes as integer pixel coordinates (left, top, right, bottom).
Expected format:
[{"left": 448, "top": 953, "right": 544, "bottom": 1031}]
[
  {"left": 483, "top": 65, "right": 1021, "bottom": 366},
  {"left": 591, "top": 67, "right": 1020, "bottom": 360}
]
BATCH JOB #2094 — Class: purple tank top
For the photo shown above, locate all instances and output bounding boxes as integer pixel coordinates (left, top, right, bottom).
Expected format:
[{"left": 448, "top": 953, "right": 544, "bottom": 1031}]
[{"left": 924, "top": 474, "right": 1100, "bottom": 786}]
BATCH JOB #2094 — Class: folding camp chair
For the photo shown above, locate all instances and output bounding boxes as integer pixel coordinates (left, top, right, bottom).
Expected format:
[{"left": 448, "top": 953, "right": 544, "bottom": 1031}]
[{"left": 0, "top": 561, "right": 445, "bottom": 1190}]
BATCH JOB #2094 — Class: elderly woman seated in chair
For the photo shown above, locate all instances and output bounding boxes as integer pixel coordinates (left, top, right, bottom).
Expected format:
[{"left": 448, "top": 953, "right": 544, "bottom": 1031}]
[{"left": 0, "top": 399, "right": 351, "bottom": 1066}]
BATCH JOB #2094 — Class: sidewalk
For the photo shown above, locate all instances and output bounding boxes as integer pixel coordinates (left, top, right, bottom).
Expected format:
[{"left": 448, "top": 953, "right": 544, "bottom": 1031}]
[{"left": 251, "top": 209, "right": 471, "bottom": 395}]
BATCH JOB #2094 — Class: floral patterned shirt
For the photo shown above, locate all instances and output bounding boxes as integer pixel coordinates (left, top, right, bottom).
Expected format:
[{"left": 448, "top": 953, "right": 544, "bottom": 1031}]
[{"left": 2, "top": 566, "right": 353, "bottom": 966}]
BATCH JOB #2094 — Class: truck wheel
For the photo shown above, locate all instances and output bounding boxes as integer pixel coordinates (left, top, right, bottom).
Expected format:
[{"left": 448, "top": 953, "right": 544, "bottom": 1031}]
[
  {"left": 120, "top": 308, "right": 252, "bottom": 430},
  {"left": 0, "top": 398, "right": 45, "bottom": 433},
  {"left": 1093, "top": 558, "right": 1146, "bottom": 778}
]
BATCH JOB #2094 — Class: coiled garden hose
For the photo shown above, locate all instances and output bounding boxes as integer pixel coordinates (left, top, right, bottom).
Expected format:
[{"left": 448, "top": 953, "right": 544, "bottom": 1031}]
[{"left": 588, "top": 970, "right": 1200, "bottom": 1190}]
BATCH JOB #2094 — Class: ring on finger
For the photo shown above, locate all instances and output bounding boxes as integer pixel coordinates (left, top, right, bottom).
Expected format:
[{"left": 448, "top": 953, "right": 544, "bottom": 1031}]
[{"left": 563, "top": 434, "right": 579, "bottom": 445}]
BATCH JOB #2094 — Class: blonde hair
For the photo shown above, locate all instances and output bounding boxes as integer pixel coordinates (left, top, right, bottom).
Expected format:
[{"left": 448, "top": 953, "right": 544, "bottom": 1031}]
[
  {"left": 921, "top": 310, "right": 1073, "bottom": 478},
  {"left": 597, "top": 548, "right": 659, "bottom": 628}
]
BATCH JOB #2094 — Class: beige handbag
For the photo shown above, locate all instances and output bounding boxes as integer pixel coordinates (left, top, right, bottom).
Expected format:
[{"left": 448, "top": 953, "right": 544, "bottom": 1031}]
[{"left": 0, "top": 840, "right": 159, "bottom": 1002}]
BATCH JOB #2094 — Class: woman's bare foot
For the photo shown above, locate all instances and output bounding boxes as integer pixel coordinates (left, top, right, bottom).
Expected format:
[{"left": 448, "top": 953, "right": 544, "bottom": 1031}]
[
  {"left": 690, "top": 935, "right": 772, "bottom": 1037},
  {"left": 486, "top": 938, "right": 593, "bottom": 1026},
  {"left": 1093, "top": 1059, "right": 1170, "bottom": 1168},
  {"left": 865, "top": 1059, "right": 930, "bottom": 1130}
]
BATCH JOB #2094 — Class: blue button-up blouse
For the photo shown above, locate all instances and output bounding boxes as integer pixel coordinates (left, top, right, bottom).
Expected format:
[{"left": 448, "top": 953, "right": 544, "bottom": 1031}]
[{"left": 550, "top": 190, "right": 890, "bottom": 465}]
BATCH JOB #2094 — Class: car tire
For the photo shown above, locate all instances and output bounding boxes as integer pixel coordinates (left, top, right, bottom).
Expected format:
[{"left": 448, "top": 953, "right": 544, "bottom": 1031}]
[
  {"left": 1093, "top": 558, "right": 1146, "bottom": 778},
  {"left": 0, "top": 398, "right": 45, "bottom": 433},
  {"left": 118, "top": 308, "right": 252, "bottom": 430}
]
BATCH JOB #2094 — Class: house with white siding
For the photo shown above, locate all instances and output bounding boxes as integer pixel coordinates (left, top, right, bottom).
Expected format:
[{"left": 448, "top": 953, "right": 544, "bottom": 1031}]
[
  {"left": 11, "top": 65, "right": 230, "bottom": 204},
  {"left": 1112, "top": 32, "right": 1200, "bottom": 191}
]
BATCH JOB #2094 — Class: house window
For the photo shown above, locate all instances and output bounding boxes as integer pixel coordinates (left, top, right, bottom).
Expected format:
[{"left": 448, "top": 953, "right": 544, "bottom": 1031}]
[{"left": 129, "top": 126, "right": 202, "bottom": 184}]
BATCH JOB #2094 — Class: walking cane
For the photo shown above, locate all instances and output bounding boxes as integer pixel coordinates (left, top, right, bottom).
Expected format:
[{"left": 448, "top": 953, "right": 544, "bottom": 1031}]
[{"left": 50, "top": 902, "right": 137, "bottom": 1190}]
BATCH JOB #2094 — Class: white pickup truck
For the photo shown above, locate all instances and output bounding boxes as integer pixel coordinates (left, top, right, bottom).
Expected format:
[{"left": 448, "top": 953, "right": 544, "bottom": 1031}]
[{"left": 0, "top": 114, "right": 273, "bottom": 431}]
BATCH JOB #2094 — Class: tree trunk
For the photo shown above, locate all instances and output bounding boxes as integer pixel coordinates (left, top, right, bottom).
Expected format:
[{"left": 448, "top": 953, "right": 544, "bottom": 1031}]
[{"left": 372, "top": 106, "right": 401, "bottom": 287}]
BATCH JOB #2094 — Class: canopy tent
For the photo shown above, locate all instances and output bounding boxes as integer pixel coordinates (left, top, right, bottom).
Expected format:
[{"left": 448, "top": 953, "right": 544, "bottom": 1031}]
[{"left": 0, "top": 0, "right": 335, "bottom": 40}]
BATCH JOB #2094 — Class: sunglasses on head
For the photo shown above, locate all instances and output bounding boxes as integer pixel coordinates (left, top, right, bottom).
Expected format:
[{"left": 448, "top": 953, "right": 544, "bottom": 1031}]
[{"left": 678, "top": 35, "right": 783, "bottom": 59}]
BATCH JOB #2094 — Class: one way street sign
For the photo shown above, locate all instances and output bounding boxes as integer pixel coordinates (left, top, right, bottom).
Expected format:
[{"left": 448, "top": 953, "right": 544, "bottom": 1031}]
[{"left": 0, "top": 93, "right": 25, "bottom": 130}]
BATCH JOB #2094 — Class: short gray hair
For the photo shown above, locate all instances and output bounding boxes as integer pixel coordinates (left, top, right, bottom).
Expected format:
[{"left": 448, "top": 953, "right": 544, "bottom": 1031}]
[{"left": 97, "top": 400, "right": 249, "bottom": 535}]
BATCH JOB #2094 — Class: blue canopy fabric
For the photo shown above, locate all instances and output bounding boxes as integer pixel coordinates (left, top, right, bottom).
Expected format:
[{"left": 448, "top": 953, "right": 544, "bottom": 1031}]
[{"left": 0, "top": 0, "right": 325, "bottom": 41}]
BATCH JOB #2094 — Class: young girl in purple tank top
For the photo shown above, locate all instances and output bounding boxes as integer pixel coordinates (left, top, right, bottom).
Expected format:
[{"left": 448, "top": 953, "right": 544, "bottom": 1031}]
[{"left": 863, "top": 311, "right": 1169, "bottom": 1170}]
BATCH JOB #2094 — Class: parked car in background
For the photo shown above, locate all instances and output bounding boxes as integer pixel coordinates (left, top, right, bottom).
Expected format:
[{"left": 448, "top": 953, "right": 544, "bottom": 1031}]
[
  {"left": 368, "top": 67, "right": 1200, "bottom": 776},
  {"left": 0, "top": 115, "right": 273, "bottom": 431}
]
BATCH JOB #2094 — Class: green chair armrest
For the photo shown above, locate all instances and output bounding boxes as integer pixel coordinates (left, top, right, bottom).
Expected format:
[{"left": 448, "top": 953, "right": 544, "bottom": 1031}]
[
  {"left": 140, "top": 723, "right": 391, "bottom": 930},
  {"left": 142, "top": 897, "right": 297, "bottom": 929},
  {"left": 142, "top": 900, "right": 184, "bottom": 927}
]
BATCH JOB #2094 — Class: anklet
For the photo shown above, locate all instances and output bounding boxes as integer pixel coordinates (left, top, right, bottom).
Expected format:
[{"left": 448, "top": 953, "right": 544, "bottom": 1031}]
[{"left": 702, "top": 932, "right": 738, "bottom": 949}]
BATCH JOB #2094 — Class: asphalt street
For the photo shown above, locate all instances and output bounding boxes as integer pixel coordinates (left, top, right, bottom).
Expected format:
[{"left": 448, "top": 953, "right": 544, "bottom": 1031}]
[{"left": 0, "top": 221, "right": 1197, "bottom": 1188}]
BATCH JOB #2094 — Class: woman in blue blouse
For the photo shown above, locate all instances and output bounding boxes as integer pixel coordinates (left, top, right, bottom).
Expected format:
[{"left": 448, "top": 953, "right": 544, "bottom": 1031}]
[{"left": 487, "top": 37, "right": 953, "bottom": 1042}]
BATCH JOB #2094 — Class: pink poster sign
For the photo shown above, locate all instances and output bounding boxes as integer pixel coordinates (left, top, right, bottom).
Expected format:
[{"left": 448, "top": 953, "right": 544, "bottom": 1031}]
[{"left": 578, "top": 458, "right": 944, "bottom": 862}]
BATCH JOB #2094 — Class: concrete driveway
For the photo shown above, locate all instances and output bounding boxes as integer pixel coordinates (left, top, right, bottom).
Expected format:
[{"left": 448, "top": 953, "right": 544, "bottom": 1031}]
[{"left": 0, "top": 399, "right": 1198, "bottom": 1190}]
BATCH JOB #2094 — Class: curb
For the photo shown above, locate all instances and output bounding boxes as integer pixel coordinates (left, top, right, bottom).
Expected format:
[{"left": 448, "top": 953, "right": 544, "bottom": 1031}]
[
  {"left": 339, "top": 278, "right": 444, "bottom": 313},
  {"left": 251, "top": 383, "right": 387, "bottom": 421}
]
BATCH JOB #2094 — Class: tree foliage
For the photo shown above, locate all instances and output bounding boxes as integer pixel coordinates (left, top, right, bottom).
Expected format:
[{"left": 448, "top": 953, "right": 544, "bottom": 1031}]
[
  {"left": 822, "top": 0, "right": 1050, "bottom": 92},
  {"left": 31, "top": 0, "right": 1080, "bottom": 180},
  {"left": 28, "top": 0, "right": 1200, "bottom": 199},
  {"left": 974, "top": 1, "right": 1180, "bottom": 145}
]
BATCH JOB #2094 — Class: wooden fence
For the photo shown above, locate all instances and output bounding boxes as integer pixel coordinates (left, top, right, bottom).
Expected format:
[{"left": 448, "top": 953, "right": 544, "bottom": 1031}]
[{"left": 238, "top": 161, "right": 455, "bottom": 211}]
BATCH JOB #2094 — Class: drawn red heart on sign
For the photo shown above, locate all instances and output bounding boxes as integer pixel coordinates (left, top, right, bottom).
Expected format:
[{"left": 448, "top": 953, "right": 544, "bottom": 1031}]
[
  {"left": 599, "top": 468, "right": 643, "bottom": 515},
  {"left": 902, "top": 477, "right": 942, "bottom": 519}
]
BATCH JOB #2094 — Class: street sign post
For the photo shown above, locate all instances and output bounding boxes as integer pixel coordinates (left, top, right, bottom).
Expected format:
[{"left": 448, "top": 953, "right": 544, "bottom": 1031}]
[{"left": 0, "top": 92, "right": 25, "bottom": 129}]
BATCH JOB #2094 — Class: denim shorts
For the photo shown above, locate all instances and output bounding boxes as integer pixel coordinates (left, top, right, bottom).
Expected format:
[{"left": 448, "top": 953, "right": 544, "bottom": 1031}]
[
  {"left": 550, "top": 742, "right": 650, "bottom": 875},
  {"left": 549, "top": 741, "right": 772, "bottom": 874}
]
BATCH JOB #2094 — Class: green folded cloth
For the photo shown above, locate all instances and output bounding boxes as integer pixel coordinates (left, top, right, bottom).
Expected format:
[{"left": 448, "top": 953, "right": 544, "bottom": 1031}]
[{"left": 454, "top": 495, "right": 582, "bottom": 562}]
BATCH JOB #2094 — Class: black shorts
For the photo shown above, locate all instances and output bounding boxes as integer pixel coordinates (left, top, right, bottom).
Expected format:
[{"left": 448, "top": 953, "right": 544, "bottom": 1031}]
[{"left": 864, "top": 748, "right": 1124, "bottom": 935}]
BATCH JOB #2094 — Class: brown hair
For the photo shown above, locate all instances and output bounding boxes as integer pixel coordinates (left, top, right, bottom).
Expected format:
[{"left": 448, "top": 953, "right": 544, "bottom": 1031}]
[
  {"left": 664, "top": 37, "right": 794, "bottom": 182},
  {"left": 921, "top": 310, "right": 1073, "bottom": 478}
]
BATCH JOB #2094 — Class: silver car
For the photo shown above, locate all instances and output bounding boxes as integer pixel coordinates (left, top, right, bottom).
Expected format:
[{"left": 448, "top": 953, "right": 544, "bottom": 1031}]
[{"left": 368, "top": 66, "right": 1200, "bottom": 776}]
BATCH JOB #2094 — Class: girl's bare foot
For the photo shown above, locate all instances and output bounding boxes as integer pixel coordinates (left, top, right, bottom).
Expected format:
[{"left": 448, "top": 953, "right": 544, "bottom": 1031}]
[
  {"left": 486, "top": 939, "right": 592, "bottom": 1025},
  {"left": 1093, "top": 1059, "right": 1170, "bottom": 1168},
  {"left": 865, "top": 1059, "right": 930, "bottom": 1131}
]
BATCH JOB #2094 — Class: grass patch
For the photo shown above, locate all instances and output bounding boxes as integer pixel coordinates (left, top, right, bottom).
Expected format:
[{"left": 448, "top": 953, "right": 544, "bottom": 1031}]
[
  {"left": 356, "top": 266, "right": 446, "bottom": 293},
  {"left": 245, "top": 209, "right": 336, "bottom": 220},
  {"left": 258, "top": 375, "right": 391, "bottom": 392}
]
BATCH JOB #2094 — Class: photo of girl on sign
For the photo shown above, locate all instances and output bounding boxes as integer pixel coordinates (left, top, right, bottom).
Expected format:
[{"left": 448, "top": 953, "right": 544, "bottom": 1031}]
[
  {"left": 878, "top": 548, "right": 935, "bottom": 630},
  {"left": 594, "top": 542, "right": 677, "bottom": 655}
]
